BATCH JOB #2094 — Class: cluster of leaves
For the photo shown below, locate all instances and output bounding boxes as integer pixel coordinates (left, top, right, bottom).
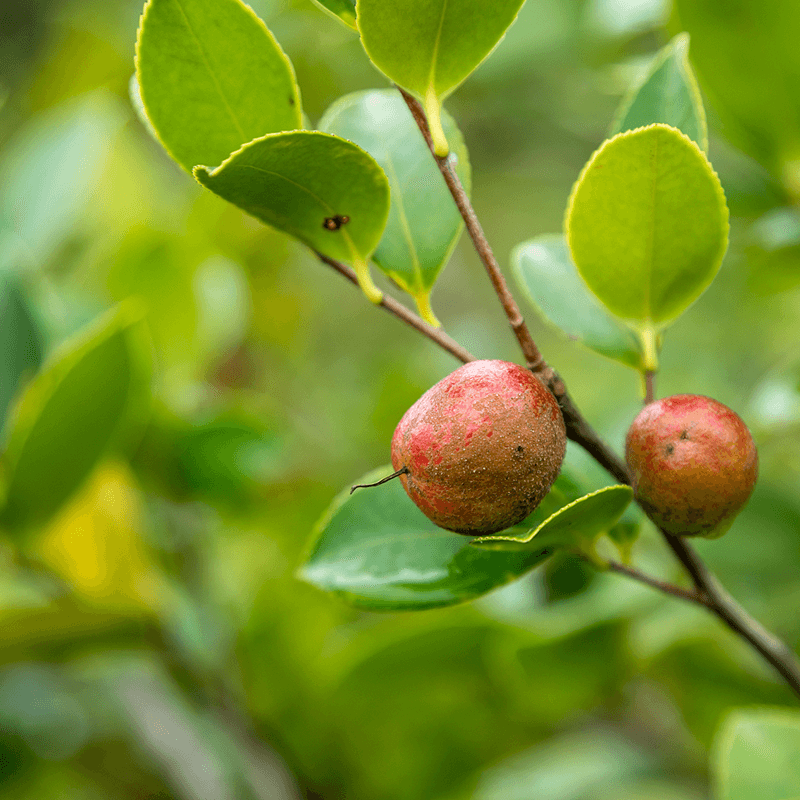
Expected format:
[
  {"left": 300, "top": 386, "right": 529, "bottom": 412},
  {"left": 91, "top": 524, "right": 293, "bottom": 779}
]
[
  {"left": 2, "top": 0, "right": 800, "bottom": 798},
  {"left": 132, "top": 0, "right": 733, "bottom": 614},
  {"left": 303, "top": 30, "right": 729, "bottom": 611}
]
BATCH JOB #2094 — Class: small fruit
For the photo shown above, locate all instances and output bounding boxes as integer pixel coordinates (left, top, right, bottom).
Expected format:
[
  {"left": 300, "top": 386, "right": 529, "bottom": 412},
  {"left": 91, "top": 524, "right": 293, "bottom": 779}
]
[
  {"left": 625, "top": 394, "right": 758, "bottom": 537},
  {"left": 389, "top": 360, "right": 566, "bottom": 535}
]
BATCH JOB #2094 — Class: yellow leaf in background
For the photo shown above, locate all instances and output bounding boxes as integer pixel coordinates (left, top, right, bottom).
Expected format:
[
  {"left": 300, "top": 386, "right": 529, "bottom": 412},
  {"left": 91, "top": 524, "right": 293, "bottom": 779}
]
[{"left": 36, "top": 460, "right": 162, "bottom": 610}]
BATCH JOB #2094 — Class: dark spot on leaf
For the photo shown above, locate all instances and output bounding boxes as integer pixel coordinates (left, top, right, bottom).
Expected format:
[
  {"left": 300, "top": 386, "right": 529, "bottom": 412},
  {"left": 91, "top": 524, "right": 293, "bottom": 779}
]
[
  {"left": 665, "top": 443, "right": 675, "bottom": 455},
  {"left": 516, "top": 445, "right": 524, "bottom": 453},
  {"left": 679, "top": 430, "right": 689, "bottom": 440},
  {"left": 288, "top": 97, "right": 295, "bottom": 105},
  {"left": 323, "top": 215, "right": 350, "bottom": 231}
]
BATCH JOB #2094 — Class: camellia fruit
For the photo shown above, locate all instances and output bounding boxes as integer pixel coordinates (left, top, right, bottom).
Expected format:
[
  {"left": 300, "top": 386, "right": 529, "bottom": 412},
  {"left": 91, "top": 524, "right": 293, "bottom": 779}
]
[
  {"left": 625, "top": 394, "right": 758, "bottom": 537},
  {"left": 386, "top": 360, "right": 566, "bottom": 535}
]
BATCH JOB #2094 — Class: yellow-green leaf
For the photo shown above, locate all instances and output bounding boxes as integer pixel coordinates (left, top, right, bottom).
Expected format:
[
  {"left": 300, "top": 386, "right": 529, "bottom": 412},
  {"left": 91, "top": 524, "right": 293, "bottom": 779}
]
[
  {"left": 356, "top": 0, "right": 525, "bottom": 155},
  {"left": 135, "top": 0, "right": 302, "bottom": 173},
  {"left": 194, "top": 131, "right": 390, "bottom": 303},
  {"left": 565, "top": 124, "right": 728, "bottom": 360}
]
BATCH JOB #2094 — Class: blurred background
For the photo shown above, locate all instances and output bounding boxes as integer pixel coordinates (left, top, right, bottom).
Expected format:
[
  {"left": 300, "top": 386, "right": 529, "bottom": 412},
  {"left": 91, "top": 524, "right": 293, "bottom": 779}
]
[{"left": 1, "top": 0, "right": 800, "bottom": 797}]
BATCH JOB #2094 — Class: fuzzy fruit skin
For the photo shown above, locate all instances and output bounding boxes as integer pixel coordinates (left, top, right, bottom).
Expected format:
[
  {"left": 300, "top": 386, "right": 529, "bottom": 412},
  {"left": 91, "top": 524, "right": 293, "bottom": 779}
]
[
  {"left": 625, "top": 395, "right": 758, "bottom": 537},
  {"left": 391, "top": 360, "right": 566, "bottom": 535}
]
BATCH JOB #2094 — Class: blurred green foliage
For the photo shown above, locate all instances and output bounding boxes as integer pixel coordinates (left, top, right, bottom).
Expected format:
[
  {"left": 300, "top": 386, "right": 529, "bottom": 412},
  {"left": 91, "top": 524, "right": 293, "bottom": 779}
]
[{"left": 0, "top": 0, "right": 799, "bottom": 798}]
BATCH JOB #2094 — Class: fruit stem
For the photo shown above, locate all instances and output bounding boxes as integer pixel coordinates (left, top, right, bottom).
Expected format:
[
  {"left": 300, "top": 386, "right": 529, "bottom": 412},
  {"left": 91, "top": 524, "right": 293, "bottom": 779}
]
[{"left": 351, "top": 466, "right": 409, "bottom": 494}]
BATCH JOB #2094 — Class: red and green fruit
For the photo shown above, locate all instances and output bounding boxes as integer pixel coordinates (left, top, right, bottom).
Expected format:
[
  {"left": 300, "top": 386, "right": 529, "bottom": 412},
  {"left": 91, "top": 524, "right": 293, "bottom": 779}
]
[
  {"left": 626, "top": 394, "right": 758, "bottom": 537},
  {"left": 390, "top": 360, "right": 566, "bottom": 535}
]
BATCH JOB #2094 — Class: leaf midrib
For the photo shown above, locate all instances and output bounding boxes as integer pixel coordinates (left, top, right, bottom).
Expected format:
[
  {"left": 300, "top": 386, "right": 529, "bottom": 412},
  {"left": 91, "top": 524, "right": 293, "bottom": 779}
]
[
  {"left": 426, "top": 0, "right": 449, "bottom": 99},
  {"left": 173, "top": 0, "right": 248, "bottom": 147}
]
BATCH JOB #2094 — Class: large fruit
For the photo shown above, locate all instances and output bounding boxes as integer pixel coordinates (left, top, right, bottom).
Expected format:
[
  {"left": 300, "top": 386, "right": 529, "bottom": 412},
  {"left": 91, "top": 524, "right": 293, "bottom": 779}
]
[
  {"left": 390, "top": 360, "right": 566, "bottom": 535},
  {"left": 625, "top": 394, "right": 758, "bottom": 537}
]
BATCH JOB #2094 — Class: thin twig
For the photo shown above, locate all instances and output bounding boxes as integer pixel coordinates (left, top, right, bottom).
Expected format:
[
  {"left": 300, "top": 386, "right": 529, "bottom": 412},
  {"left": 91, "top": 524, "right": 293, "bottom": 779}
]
[
  {"left": 316, "top": 251, "right": 476, "bottom": 365},
  {"left": 644, "top": 370, "right": 656, "bottom": 404},
  {"left": 662, "top": 532, "right": 800, "bottom": 697},
  {"left": 605, "top": 558, "right": 712, "bottom": 607},
  {"left": 398, "top": 87, "right": 629, "bottom": 485},
  {"left": 398, "top": 87, "right": 544, "bottom": 372}
]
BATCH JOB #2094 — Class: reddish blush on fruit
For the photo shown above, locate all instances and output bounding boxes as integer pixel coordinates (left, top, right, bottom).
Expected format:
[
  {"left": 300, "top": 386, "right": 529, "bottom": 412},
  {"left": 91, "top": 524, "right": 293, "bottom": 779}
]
[
  {"left": 390, "top": 360, "right": 566, "bottom": 535},
  {"left": 625, "top": 394, "right": 758, "bottom": 537}
]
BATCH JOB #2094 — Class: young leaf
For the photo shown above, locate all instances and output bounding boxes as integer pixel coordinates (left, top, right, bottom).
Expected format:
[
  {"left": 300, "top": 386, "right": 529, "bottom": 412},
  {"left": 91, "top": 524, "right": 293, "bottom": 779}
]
[
  {"left": 299, "top": 467, "right": 583, "bottom": 611},
  {"left": 0, "top": 279, "right": 43, "bottom": 429},
  {"left": 135, "top": 0, "right": 302, "bottom": 174},
  {"left": 194, "top": 131, "right": 390, "bottom": 303},
  {"left": 512, "top": 235, "right": 642, "bottom": 369},
  {"left": 320, "top": 90, "right": 471, "bottom": 325},
  {"left": 565, "top": 124, "right": 729, "bottom": 366},
  {"left": 611, "top": 33, "right": 708, "bottom": 151},
  {"left": 713, "top": 708, "right": 800, "bottom": 800},
  {"left": 311, "top": 0, "right": 357, "bottom": 29},
  {"left": 356, "top": 0, "right": 525, "bottom": 155},
  {"left": 471, "top": 486, "right": 633, "bottom": 561},
  {"left": 0, "top": 304, "right": 150, "bottom": 537}
]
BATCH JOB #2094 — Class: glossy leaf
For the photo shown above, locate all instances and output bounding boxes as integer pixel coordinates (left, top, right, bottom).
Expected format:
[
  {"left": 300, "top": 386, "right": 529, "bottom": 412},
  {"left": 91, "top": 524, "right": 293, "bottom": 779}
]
[
  {"left": 0, "top": 304, "right": 150, "bottom": 537},
  {"left": 299, "top": 467, "right": 585, "bottom": 611},
  {"left": 356, "top": 0, "right": 525, "bottom": 155},
  {"left": 0, "top": 279, "right": 43, "bottom": 429},
  {"left": 714, "top": 708, "right": 800, "bottom": 800},
  {"left": 135, "top": 0, "right": 302, "bottom": 173},
  {"left": 512, "top": 234, "right": 642, "bottom": 368},
  {"left": 566, "top": 124, "right": 729, "bottom": 362},
  {"left": 611, "top": 33, "right": 707, "bottom": 151},
  {"left": 320, "top": 90, "right": 470, "bottom": 325},
  {"left": 311, "top": 0, "right": 357, "bottom": 29},
  {"left": 194, "top": 131, "right": 390, "bottom": 303},
  {"left": 472, "top": 485, "right": 633, "bottom": 558}
]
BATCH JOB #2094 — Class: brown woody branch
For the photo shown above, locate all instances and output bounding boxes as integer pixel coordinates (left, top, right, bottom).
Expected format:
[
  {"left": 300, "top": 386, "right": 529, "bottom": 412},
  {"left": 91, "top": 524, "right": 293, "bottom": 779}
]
[{"left": 397, "top": 85, "right": 800, "bottom": 701}]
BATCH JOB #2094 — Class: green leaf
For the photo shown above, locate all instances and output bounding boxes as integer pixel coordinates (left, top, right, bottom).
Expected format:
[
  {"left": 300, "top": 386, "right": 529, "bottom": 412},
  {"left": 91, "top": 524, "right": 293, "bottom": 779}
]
[
  {"left": 611, "top": 33, "right": 708, "bottom": 151},
  {"left": 299, "top": 467, "right": 583, "bottom": 611},
  {"left": 311, "top": 0, "right": 357, "bottom": 29},
  {"left": 356, "top": 0, "right": 526, "bottom": 155},
  {"left": 565, "top": 124, "right": 729, "bottom": 365},
  {"left": 472, "top": 486, "right": 633, "bottom": 561},
  {"left": 320, "top": 90, "right": 470, "bottom": 325},
  {"left": 194, "top": 131, "right": 390, "bottom": 303},
  {"left": 0, "top": 304, "right": 150, "bottom": 537},
  {"left": 512, "top": 234, "right": 642, "bottom": 369},
  {"left": 135, "top": 0, "right": 302, "bottom": 173},
  {"left": 0, "top": 279, "right": 43, "bottom": 429},
  {"left": 714, "top": 708, "right": 800, "bottom": 800}
]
